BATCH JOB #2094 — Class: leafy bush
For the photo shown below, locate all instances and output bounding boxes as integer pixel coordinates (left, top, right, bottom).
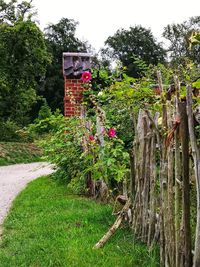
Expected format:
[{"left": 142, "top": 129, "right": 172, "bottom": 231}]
[
  {"left": 28, "top": 109, "right": 62, "bottom": 137},
  {"left": 38, "top": 115, "right": 87, "bottom": 186},
  {"left": 37, "top": 99, "right": 52, "bottom": 120},
  {"left": 0, "top": 119, "right": 22, "bottom": 142}
]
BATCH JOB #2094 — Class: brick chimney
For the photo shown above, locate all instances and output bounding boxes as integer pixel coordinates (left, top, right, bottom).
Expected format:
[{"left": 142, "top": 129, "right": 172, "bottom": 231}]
[{"left": 63, "top": 52, "right": 91, "bottom": 116}]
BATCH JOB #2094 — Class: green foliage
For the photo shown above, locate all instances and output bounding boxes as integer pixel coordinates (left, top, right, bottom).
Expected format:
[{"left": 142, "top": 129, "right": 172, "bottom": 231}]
[
  {"left": 91, "top": 68, "right": 114, "bottom": 91},
  {"left": 0, "top": 17, "right": 50, "bottom": 125},
  {"left": 193, "top": 78, "right": 200, "bottom": 88},
  {"left": 92, "top": 69, "right": 158, "bottom": 148},
  {"left": 104, "top": 25, "right": 166, "bottom": 77},
  {"left": 0, "top": 118, "right": 33, "bottom": 142},
  {"left": 37, "top": 99, "right": 52, "bottom": 120},
  {"left": 31, "top": 103, "right": 131, "bottom": 190},
  {"left": 0, "top": 0, "right": 36, "bottom": 24},
  {"left": 28, "top": 109, "right": 62, "bottom": 136},
  {"left": 83, "top": 135, "right": 130, "bottom": 184},
  {"left": 37, "top": 115, "right": 86, "bottom": 185},
  {"left": 0, "top": 119, "right": 21, "bottom": 141},
  {"left": 188, "top": 31, "right": 200, "bottom": 48},
  {"left": 163, "top": 16, "right": 200, "bottom": 66}
]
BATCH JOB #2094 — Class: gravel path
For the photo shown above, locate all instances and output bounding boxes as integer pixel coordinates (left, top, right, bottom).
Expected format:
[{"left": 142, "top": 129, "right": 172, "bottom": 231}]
[{"left": 0, "top": 162, "right": 55, "bottom": 224}]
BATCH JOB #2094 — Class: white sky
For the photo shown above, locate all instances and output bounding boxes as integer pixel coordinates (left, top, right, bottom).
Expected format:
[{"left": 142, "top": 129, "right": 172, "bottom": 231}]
[{"left": 33, "top": 0, "right": 200, "bottom": 52}]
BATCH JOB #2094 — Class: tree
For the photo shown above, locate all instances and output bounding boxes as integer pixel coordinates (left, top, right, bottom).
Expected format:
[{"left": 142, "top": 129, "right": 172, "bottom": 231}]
[
  {"left": 0, "top": 0, "right": 50, "bottom": 125},
  {"left": 163, "top": 16, "right": 200, "bottom": 66},
  {"left": 104, "top": 25, "right": 166, "bottom": 78},
  {"left": 0, "top": 0, "right": 35, "bottom": 24},
  {"left": 42, "top": 18, "right": 87, "bottom": 111},
  {"left": 188, "top": 31, "right": 200, "bottom": 48}
]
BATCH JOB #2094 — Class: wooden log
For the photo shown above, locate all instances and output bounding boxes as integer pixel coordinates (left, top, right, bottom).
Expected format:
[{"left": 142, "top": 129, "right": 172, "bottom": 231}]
[{"left": 93, "top": 199, "right": 132, "bottom": 249}]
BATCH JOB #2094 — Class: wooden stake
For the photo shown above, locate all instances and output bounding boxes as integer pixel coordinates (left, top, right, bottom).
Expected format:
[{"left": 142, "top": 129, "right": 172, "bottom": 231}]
[
  {"left": 157, "top": 70, "right": 167, "bottom": 267},
  {"left": 179, "top": 101, "right": 192, "bottom": 267},
  {"left": 93, "top": 199, "right": 132, "bottom": 249},
  {"left": 174, "top": 76, "right": 182, "bottom": 267},
  {"left": 167, "top": 101, "right": 175, "bottom": 267},
  {"left": 186, "top": 84, "right": 200, "bottom": 267}
]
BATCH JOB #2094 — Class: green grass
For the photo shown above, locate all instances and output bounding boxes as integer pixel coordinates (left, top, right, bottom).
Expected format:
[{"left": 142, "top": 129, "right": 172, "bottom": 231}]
[
  {"left": 0, "top": 177, "right": 159, "bottom": 267},
  {"left": 0, "top": 142, "right": 42, "bottom": 166}
]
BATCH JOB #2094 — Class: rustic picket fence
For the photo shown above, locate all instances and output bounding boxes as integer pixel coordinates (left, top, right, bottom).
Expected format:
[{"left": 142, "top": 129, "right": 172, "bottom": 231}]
[{"left": 129, "top": 73, "right": 200, "bottom": 267}]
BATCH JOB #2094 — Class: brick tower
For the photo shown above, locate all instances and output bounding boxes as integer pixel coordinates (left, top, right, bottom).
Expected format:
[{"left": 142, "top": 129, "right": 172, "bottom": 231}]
[{"left": 63, "top": 52, "right": 91, "bottom": 116}]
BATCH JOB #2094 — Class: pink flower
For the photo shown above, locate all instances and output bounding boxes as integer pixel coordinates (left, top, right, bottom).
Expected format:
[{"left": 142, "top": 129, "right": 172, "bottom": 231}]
[
  {"left": 108, "top": 128, "right": 116, "bottom": 138},
  {"left": 81, "top": 71, "right": 92, "bottom": 82},
  {"left": 89, "top": 135, "right": 95, "bottom": 141}
]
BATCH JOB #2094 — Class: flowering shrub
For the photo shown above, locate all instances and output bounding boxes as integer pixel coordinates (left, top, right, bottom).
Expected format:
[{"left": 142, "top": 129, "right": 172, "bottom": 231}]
[
  {"left": 80, "top": 123, "right": 129, "bottom": 186},
  {"left": 108, "top": 128, "right": 116, "bottom": 138},
  {"left": 36, "top": 67, "right": 160, "bottom": 193},
  {"left": 81, "top": 71, "right": 92, "bottom": 82}
]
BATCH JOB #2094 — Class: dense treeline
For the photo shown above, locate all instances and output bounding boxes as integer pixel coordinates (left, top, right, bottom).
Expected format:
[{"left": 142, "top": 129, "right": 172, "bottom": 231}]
[{"left": 0, "top": 0, "right": 200, "bottom": 140}]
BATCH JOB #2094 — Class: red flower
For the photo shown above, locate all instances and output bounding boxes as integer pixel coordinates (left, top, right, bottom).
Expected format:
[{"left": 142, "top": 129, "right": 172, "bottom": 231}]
[
  {"left": 89, "top": 135, "right": 95, "bottom": 141},
  {"left": 108, "top": 128, "right": 116, "bottom": 138},
  {"left": 81, "top": 71, "right": 92, "bottom": 82}
]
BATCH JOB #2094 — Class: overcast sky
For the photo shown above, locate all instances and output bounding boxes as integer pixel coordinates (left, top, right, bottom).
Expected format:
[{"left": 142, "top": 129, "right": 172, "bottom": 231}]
[{"left": 33, "top": 0, "right": 200, "bottom": 52}]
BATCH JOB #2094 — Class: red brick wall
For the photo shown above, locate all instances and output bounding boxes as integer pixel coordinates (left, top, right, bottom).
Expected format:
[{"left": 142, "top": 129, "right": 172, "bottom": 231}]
[{"left": 64, "top": 77, "right": 84, "bottom": 116}]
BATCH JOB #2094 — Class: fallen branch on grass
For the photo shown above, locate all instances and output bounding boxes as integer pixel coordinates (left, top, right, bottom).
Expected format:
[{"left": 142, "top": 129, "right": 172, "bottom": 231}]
[{"left": 93, "top": 198, "right": 132, "bottom": 249}]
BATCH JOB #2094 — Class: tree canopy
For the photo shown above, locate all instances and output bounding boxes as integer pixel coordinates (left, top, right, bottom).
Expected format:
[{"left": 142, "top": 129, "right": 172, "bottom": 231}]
[
  {"left": 163, "top": 16, "right": 200, "bottom": 66},
  {"left": 104, "top": 25, "right": 166, "bottom": 77},
  {"left": 0, "top": 0, "right": 50, "bottom": 125},
  {"left": 0, "top": 0, "right": 35, "bottom": 24}
]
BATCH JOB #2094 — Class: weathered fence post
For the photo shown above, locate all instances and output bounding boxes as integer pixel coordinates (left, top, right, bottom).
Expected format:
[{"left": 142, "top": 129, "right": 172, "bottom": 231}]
[
  {"left": 186, "top": 84, "right": 200, "bottom": 267},
  {"left": 174, "top": 76, "right": 182, "bottom": 267},
  {"left": 157, "top": 70, "right": 167, "bottom": 266},
  {"left": 179, "top": 100, "right": 192, "bottom": 267}
]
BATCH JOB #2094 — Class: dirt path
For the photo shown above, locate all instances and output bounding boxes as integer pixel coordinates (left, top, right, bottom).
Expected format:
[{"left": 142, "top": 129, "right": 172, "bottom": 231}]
[{"left": 0, "top": 162, "right": 55, "bottom": 224}]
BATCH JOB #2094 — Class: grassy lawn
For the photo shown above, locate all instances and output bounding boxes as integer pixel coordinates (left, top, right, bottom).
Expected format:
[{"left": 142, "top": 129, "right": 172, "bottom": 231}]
[
  {"left": 0, "top": 142, "right": 42, "bottom": 166},
  {"left": 0, "top": 177, "right": 159, "bottom": 267}
]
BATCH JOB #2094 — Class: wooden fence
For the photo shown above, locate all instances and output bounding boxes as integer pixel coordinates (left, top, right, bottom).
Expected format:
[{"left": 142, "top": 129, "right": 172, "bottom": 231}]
[{"left": 129, "top": 73, "right": 200, "bottom": 267}]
